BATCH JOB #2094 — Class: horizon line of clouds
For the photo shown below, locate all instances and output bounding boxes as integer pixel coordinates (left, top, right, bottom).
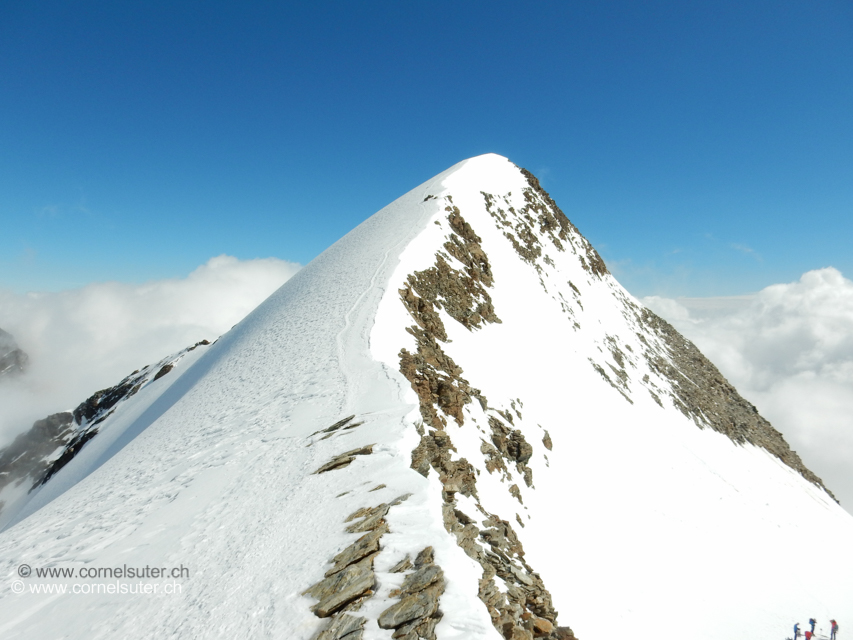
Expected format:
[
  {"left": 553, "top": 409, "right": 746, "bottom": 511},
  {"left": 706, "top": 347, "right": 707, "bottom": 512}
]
[
  {"left": 0, "top": 254, "right": 301, "bottom": 445},
  {"left": 643, "top": 266, "right": 853, "bottom": 514}
]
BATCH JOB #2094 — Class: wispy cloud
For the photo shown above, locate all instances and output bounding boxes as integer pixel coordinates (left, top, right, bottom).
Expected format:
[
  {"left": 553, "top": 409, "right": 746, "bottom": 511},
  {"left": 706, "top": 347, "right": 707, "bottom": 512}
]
[
  {"left": 35, "top": 188, "right": 93, "bottom": 220},
  {"left": 729, "top": 243, "right": 762, "bottom": 261}
]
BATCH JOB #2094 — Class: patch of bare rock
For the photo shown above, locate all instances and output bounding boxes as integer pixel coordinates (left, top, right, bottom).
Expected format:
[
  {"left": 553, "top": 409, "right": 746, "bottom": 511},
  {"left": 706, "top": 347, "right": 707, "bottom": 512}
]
[
  {"left": 304, "top": 494, "right": 416, "bottom": 640},
  {"left": 313, "top": 445, "right": 375, "bottom": 474},
  {"left": 480, "top": 168, "right": 608, "bottom": 281},
  {"left": 397, "top": 203, "right": 576, "bottom": 639},
  {"left": 379, "top": 546, "right": 445, "bottom": 639},
  {"left": 637, "top": 307, "right": 831, "bottom": 496},
  {"left": 0, "top": 327, "right": 27, "bottom": 381}
]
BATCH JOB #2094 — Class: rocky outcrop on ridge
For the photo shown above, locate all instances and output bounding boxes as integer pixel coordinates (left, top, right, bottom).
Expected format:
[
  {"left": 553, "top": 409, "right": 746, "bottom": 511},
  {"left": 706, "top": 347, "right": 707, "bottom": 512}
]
[
  {"left": 303, "top": 462, "right": 418, "bottom": 640},
  {"left": 0, "top": 412, "right": 75, "bottom": 496},
  {"left": 481, "top": 415, "right": 535, "bottom": 489},
  {"left": 379, "top": 546, "right": 445, "bottom": 639},
  {"left": 398, "top": 200, "right": 575, "bottom": 640},
  {"left": 636, "top": 307, "right": 831, "bottom": 495},
  {"left": 313, "top": 445, "right": 375, "bottom": 474},
  {"left": 482, "top": 169, "right": 608, "bottom": 282},
  {"left": 417, "top": 429, "right": 568, "bottom": 640},
  {"left": 485, "top": 167, "right": 831, "bottom": 497},
  {"left": 305, "top": 418, "right": 449, "bottom": 639}
]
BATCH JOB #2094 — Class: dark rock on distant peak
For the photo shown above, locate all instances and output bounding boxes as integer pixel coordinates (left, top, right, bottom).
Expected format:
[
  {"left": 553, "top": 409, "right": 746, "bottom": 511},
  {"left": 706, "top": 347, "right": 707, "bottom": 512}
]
[
  {"left": 0, "top": 339, "right": 211, "bottom": 517},
  {"left": 0, "top": 327, "right": 17, "bottom": 351},
  {"left": 0, "top": 327, "right": 28, "bottom": 381},
  {"left": 635, "top": 307, "right": 832, "bottom": 497},
  {"left": 0, "top": 412, "right": 75, "bottom": 492}
]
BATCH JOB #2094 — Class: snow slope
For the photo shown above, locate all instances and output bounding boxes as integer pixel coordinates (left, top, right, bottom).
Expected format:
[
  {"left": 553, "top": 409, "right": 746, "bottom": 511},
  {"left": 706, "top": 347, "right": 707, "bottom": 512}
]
[{"left": 0, "top": 154, "right": 850, "bottom": 640}]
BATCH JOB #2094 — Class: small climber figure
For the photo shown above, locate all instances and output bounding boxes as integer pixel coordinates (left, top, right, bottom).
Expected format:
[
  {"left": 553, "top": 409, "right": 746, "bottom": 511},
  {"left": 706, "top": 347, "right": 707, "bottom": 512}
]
[
  {"left": 806, "top": 630, "right": 814, "bottom": 640},
  {"left": 811, "top": 619, "right": 818, "bottom": 634},
  {"left": 795, "top": 622, "right": 801, "bottom": 640},
  {"left": 831, "top": 619, "right": 839, "bottom": 640}
]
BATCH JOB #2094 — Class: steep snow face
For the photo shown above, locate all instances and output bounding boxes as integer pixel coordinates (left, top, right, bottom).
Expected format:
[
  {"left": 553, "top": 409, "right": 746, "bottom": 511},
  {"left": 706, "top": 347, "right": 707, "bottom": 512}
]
[
  {"left": 0, "top": 154, "right": 850, "bottom": 640},
  {"left": 369, "top": 155, "right": 853, "bottom": 640}
]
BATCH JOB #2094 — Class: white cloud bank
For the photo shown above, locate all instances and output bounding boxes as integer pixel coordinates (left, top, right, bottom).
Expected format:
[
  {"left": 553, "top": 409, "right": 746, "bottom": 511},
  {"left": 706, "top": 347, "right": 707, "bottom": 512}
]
[
  {"left": 644, "top": 267, "right": 853, "bottom": 513},
  {"left": 0, "top": 255, "right": 300, "bottom": 444}
]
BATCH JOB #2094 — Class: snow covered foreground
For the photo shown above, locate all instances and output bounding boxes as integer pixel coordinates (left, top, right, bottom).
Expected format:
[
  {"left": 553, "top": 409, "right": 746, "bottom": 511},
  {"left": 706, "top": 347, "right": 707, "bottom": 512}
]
[{"left": 0, "top": 154, "right": 850, "bottom": 639}]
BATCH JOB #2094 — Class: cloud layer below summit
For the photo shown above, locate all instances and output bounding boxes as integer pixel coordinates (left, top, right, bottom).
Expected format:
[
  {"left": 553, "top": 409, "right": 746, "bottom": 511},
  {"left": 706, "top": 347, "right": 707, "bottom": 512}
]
[
  {"left": 0, "top": 255, "right": 300, "bottom": 444},
  {"left": 644, "top": 267, "right": 853, "bottom": 513}
]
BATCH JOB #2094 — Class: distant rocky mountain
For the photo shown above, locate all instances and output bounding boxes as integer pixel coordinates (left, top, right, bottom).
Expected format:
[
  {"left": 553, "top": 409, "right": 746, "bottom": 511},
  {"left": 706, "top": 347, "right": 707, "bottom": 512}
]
[
  {"left": 0, "top": 155, "right": 849, "bottom": 640},
  {"left": 0, "top": 328, "right": 27, "bottom": 381},
  {"left": 0, "top": 340, "right": 210, "bottom": 527}
]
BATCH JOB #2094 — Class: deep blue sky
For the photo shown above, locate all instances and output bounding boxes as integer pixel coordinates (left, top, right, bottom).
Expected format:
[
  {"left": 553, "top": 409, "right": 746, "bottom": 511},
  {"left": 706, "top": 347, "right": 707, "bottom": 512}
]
[{"left": 2, "top": 1, "right": 851, "bottom": 297}]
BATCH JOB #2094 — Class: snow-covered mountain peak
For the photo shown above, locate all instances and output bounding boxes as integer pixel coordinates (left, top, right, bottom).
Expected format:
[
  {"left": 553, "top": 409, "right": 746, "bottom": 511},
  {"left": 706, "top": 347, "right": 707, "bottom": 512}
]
[{"left": 0, "top": 155, "right": 850, "bottom": 640}]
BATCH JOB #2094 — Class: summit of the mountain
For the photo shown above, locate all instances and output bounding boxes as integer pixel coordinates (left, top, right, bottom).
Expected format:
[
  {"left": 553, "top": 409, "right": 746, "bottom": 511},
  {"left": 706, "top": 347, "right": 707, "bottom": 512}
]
[{"left": 0, "top": 154, "right": 850, "bottom": 640}]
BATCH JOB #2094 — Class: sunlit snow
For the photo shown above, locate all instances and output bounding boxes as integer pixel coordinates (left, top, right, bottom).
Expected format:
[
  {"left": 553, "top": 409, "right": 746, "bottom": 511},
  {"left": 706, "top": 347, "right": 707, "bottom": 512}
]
[{"left": 0, "top": 155, "right": 849, "bottom": 640}]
